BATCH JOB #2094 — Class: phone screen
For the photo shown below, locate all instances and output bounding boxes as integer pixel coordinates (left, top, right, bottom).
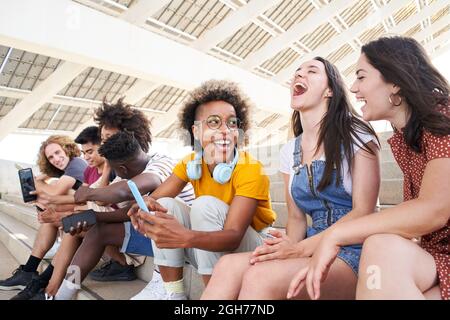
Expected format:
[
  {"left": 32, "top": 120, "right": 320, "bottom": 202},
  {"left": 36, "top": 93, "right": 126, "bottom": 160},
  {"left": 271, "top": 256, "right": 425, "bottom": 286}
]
[{"left": 18, "top": 168, "right": 37, "bottom": 203}]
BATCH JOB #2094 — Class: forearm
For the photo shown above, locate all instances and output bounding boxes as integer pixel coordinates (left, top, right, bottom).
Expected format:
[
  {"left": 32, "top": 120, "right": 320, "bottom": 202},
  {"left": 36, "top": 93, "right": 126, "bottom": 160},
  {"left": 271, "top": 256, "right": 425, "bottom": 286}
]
[
  {"left": 95, "top": 206, "right": 131, "bottom": 223},
  {"left": 54, "top": 204, "right": 76, "bottom": 212},
  {"left": 185, "top": 229, "right": 244, "bottom": 252},
  {"left": 329, "top": 199, "right": 448, "bottom": 246},
  {"left": 286, "top": 216, "right": 307, "bottom": 242},
  {"left": 48, "top": 194, "right": 76, "bottom": 205},
  {"left": 83, "top": 184, "right": 131, "bottom": 204}
]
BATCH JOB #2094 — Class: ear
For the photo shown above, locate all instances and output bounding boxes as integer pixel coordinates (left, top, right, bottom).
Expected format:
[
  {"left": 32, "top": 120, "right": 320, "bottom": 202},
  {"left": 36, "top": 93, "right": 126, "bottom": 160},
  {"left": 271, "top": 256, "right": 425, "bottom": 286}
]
[
  {"left": 119, "top": 165, "right": 127, "bottom": 175},
  {"left": 392, "top": 84, "right": 401, "bottom": 95},
  {"left": 325, "top": 88, "right": 333, "bottom": 98}
]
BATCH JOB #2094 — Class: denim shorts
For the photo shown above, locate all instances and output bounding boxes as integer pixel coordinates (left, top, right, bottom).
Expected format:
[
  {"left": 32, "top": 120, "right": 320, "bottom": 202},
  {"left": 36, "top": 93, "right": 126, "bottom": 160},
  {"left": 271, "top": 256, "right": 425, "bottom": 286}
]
[
  {"left": 307, "top": 226, "right": 361, "bottom": 275},
  {"left": 121, "top": 222, "right": 153, "bottom": 257}
]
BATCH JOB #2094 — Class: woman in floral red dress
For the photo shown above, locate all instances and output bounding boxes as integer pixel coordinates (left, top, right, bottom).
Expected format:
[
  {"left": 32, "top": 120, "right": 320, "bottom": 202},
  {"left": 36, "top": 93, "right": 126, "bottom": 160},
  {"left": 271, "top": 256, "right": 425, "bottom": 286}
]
[{"left": 286, "top": 36, "right": 449, "bottom": 300}]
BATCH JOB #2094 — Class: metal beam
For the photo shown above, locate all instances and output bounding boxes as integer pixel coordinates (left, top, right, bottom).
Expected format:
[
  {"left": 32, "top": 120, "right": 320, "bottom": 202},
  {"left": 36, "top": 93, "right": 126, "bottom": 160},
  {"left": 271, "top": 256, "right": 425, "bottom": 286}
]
[
  {"left": 120, "top": 0, "right": 171, "bottom": 26},
  {"left": 239, "top": 0, "right": 357, "bottom": 69},
  {"left": 121, "top": 80, "right": 160, "bottom": 105},
  {"left": 0, "top": 62, "right": 86, "bottom": 141},
  {"left": 0, "top": 0, "right": 290, "bottom": 115},
  {"left": 273, "top": 0, "right": 409, "bottom": 82},
  {"left": 337, "top": 3, "right": 449, "bottom": 73},
  {"left": 71, "top": 80, "right": 161, "bottom": 136},
  {"left": 192, "top": 0, "right": 282, "bottom": 51}
]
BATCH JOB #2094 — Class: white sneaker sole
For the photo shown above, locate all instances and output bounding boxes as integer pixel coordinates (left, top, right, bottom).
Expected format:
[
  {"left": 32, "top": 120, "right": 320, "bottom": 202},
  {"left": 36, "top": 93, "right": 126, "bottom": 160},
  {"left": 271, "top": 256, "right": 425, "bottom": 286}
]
[{"left": 0, "top": 284, "right": 26, "bottom": 291}]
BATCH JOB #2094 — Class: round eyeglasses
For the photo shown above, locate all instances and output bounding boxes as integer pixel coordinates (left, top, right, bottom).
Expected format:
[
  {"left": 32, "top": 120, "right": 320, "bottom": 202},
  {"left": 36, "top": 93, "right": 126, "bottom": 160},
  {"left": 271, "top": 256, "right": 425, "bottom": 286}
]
[{"left": 201, "top": 115, "right": 241, "bottom": 130}]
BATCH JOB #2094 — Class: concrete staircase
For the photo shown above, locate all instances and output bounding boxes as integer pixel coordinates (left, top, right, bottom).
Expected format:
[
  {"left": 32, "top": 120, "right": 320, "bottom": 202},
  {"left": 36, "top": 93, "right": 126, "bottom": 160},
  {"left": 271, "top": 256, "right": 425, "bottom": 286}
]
[
  {"left": 0, "top": 192, "right": 205, "bottom": 300},
  {"left": 0, "top": 132, "right": 403, "bottom": 300}
]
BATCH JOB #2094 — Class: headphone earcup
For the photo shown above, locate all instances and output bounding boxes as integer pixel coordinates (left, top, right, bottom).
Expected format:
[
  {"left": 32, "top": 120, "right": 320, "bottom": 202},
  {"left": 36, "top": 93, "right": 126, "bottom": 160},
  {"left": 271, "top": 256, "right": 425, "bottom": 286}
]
[
  {"left": 212, "top": 163, "right": 233, "bottom": 184},
  {"left": 187, "top": 160, "right": 202, "bottom": 180}
]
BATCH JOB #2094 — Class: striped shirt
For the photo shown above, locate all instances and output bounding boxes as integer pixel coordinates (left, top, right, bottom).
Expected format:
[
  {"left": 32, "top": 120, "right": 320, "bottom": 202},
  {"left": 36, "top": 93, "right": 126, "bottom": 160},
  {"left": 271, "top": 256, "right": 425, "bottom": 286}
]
[{"left": 144, "top": 152, "right": 195, "bottom": 206}]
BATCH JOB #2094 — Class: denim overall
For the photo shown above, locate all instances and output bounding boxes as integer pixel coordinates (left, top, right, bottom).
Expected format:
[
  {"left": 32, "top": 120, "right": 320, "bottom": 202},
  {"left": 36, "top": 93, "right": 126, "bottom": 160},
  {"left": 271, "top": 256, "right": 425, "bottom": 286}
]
[{"left": 291, "top": 135, "right": 362, "bottom": 274}]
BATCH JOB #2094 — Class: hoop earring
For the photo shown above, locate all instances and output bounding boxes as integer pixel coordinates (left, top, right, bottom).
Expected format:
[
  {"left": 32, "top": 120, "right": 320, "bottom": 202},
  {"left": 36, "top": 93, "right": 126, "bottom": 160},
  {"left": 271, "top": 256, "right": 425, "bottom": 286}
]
[{"left": 389, "top": 93, "right": 402, "bottom": 107}]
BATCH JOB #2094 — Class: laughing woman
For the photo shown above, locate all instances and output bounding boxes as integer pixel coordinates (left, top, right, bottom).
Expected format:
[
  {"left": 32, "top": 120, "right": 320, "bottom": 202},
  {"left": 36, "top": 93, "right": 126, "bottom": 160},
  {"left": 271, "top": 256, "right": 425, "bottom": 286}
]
[
  {"left": 127, "top": 80, "right": 277, "bottom": 300},
  {"left": 287, "top": 36, "right": 450, "bottom": 300},
  {"left": 201, "top": 57, "right": 380, "bottom": 300}
]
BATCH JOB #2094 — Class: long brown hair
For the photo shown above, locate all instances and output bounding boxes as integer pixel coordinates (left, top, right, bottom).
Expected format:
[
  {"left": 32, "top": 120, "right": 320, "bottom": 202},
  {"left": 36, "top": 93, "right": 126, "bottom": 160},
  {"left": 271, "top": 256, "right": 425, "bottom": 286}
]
[
  {"left": 361, "top": 36, "right": 450, "bottom": 152},
  {"left": 291, "top": 57, "right": 379, "bottom": 191},
  {"left": 37, "top": 135, "right": 81, "bottom": 177}
]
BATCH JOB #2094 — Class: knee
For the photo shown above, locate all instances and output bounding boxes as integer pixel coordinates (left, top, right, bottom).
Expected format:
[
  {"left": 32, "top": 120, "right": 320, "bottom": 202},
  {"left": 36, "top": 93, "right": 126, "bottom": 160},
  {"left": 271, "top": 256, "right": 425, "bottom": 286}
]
[
  {"left": 361, "top": 234, "right": 406, "bottom": 260},
  {"left": 213, "top": 254, "right": 238, "bottom": 275},
  {"left": 241, "top": 264, "right": 269, "bottom": 289},
  {"left": 190, "top": 196, "right": 225, "bottom": 220},
  {"left": 157, "top": 197, "right": 179, "bottom": 216}
]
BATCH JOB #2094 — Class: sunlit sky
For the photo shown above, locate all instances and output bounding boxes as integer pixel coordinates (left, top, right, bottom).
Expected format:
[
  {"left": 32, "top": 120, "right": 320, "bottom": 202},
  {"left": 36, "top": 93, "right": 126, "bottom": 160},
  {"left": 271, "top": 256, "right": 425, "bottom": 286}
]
[{"left": 0, "top": 52, "right": 449, "bottom": 165}]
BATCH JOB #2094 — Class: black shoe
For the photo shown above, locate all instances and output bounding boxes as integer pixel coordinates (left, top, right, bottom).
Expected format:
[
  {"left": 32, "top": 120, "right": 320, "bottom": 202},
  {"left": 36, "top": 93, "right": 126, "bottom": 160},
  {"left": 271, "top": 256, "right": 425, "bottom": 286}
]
[
  {"left": 29, "top": 288, "right": 54, "bottom": 300},
  {"left": 89, "top": 261, "right": 136, "bottom": 282},
  {"left": 0, "top": 265, "right": 38, "bottom": 291},
  {"left": 10, "top": 275, "right": 48, "bottom": 300}
]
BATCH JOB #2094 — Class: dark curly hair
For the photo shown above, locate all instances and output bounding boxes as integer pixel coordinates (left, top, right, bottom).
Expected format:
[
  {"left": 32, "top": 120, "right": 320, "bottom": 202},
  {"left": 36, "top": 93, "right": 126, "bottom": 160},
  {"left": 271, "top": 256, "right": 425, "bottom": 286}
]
[
  {"left": 98, "top": 132, "right": 140, "bottom": 163},
  {"left": 179, "top": 79, "right": 252, "bottom": 148},
  {"left": 37, "top": 135, "right": 81, "bottom": 177},
  {"left": 95, "top": 97, "right": 152, "bottom": 152},
  {"left": 74, "top": 126, "right": 101, "bottom": 145}
]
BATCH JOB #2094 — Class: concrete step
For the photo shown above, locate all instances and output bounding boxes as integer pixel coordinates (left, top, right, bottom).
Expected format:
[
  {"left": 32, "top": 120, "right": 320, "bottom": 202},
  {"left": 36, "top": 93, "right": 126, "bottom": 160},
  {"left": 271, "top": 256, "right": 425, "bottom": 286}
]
[
  {"left": 270, "top": 181, "right": 285, "bottom": 203},
  {"left": 0, "top": 241, "right": 21, "bottom": 300},
  {"left": 268, "top": 171, "right": 284, "bottom": 184},
  {"left": 271, "top": 201, "right": 287, "bottom": 228},
  {"left": 378, "top": 131, "right": 394, "bottom": 150},
  {"left": 379, "top": 179, "right": 403, "bottom": 205},
  {"left": 0, "top": 200, "right": 40, "bottom": 230},
  {"left": 0, "top": 209, "right": 150, "bottom": 300},
  {"left": 380, "top": 148, "right": 395, "bottom": 162},
  {"left": 1, "top": 193, "right": 28, "bottom": 206},
  {"left": 381, "top": 161, "right": 403, "bottom": 180},
  {"left": 0, "top": 199, "right": 205, "bottom": 300}
]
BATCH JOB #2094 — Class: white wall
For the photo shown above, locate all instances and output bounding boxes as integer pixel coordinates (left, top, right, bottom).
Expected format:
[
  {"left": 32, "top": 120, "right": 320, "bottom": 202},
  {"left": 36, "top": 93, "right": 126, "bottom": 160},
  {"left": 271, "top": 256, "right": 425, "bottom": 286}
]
[{"left": 0, "top": 159, "right": 37, "bottom": 196}]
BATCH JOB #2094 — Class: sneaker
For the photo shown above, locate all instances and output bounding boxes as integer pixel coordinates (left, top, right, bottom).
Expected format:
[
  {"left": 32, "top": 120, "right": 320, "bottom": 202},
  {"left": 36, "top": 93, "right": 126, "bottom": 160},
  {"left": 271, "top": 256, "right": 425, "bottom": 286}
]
[
  {"left": 165, "top": 292, "right": 188, "bottom": 300},
  {"left": 0, "top": 265, "right": 38, "bottom": 291},
  {"left": 29, "top": 289, "right": 54, "bottom": 300},
  {"left": 10, "top": 275, "right": 47, "bottom": 300},
  {"left": 130, "top": 270, "right": 166, "bottom": 300},
  {"left": 89, "top": 261, "right": 137, "bottom": 282}
]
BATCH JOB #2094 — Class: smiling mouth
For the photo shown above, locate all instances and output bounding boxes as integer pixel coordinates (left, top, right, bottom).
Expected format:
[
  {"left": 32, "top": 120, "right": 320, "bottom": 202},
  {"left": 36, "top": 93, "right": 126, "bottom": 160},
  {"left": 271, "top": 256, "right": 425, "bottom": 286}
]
[
  {"left": 293, "top": 82, "right": 308, "bottom": 96},
  {"left": 356, "top": 97, "right": 367, "bottom": 107},
  {"left": 213, "top": 139, "right": 231, "bottom": 147}
]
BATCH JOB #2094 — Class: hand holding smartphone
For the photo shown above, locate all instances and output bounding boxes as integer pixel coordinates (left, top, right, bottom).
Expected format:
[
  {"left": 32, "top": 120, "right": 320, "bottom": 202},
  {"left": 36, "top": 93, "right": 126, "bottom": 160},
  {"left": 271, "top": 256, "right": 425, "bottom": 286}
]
[
  {"left": 61, "top": 210, "right": 96, "bottom": 233},
  {"left": 127, "top": 180, "right": 155, "bottom": 215}
]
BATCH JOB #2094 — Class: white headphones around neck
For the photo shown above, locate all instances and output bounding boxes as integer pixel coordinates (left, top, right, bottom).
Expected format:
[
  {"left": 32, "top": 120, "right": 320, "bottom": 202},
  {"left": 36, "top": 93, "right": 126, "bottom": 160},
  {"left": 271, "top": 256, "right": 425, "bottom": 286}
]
[{"left": 186, "top": 148, "right": 239, "bottom": 184}]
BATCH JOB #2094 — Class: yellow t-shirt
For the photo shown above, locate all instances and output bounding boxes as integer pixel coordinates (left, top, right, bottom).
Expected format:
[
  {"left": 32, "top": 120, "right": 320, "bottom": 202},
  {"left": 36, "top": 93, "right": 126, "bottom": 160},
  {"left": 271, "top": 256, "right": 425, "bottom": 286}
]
[{"left": 173, "top": 151, "right": 276, "bottom": 231}]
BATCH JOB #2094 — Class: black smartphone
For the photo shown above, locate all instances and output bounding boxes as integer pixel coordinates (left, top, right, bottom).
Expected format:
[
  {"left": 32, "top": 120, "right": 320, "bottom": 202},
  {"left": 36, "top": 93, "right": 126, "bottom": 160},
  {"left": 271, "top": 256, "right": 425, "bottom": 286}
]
[
  {"left": 72, "top": 179, "right": 83, "bottom": 190},
  {"left": 61, "top": 209, "right": 97, "bottom": 233},
  {"left": 18, "top": 168, "right": 37, "bottom": 203}
]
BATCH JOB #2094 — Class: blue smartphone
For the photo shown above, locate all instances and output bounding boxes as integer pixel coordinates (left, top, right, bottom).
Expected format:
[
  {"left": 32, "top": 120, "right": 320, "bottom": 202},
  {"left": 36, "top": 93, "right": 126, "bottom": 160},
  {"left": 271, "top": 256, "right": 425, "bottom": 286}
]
[{"left": 127, "top": 180, "right": 154, "bottom": 215}]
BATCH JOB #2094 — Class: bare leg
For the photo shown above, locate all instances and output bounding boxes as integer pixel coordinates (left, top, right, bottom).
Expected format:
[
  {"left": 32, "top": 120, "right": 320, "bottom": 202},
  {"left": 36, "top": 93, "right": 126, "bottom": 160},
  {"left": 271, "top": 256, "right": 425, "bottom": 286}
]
[
  {"left": 158, "top": 266, "right": 183, "bottom": 282},
  {"left": 201, "top": 275, "right": 211, "bottom": 286},
  {"left": 68, "top": 223, "right": 125, "bottom": 282},
  {"left": 356, "top": 234, "right": 438, "bottom": 300},
  {"left": 238, "top": 256, "right": 357, "bottom": 300},
  {"left": 104, "top": 245, "right": 127, "bottom": 266},
  {"left": 31, "top": 223, "right": 58, "bottom": 259},
  {"left": 45, "top": 233, "right": 82, "bottom": 296},
  {"left": 201, "top": 252, "right": 253, "bottom": 300}
]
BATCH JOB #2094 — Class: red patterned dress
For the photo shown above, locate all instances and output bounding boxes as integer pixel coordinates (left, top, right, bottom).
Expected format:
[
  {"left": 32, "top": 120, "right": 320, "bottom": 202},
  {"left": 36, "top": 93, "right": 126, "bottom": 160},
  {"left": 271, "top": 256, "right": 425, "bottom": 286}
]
[{"left": 388, "top": 122, "right": 450, "bottom": 300}]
